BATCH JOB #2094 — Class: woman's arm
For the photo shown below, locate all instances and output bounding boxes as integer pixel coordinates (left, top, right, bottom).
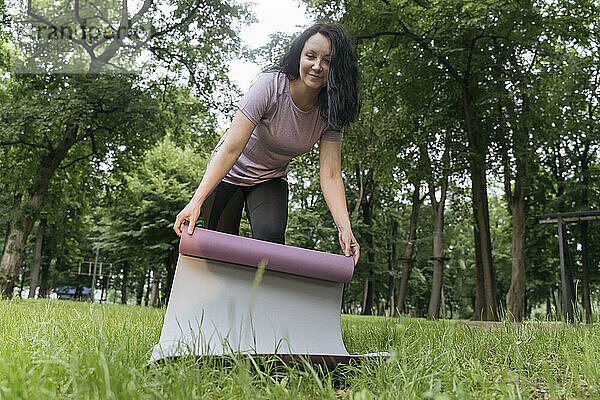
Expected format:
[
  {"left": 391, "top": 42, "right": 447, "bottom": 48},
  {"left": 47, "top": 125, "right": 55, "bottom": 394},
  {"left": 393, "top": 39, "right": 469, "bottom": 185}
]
[
  {"left": 319, "top": 138, "right": 360, "bottom": 265},
  {"left": 173, "top": 110, "right": 256, "bottom": 236}
]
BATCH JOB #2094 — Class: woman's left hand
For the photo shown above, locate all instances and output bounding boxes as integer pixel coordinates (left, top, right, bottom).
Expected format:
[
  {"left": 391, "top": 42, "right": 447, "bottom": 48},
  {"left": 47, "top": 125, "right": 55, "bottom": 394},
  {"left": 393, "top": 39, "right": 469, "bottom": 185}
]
[{"left": 338, "top": 227, "right": 360, "bottom": 266}]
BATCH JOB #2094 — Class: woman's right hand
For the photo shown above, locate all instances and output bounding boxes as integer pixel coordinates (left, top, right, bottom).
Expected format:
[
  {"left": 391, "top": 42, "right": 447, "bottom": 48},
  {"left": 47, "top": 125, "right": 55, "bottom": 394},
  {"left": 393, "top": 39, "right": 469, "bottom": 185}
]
[
  {"left": 173, "top": 199, "right": 202, "bottom": 237},
  {"left": 173, "top": 110, "right": 256, "bottom": 238}
]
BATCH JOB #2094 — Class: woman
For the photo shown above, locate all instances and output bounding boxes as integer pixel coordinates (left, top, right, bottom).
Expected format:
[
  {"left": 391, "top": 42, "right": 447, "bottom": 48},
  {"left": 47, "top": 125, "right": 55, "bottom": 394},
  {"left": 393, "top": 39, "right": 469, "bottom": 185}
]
[{"left": 173, "top": 23, "right": 361, "bottom": 265}]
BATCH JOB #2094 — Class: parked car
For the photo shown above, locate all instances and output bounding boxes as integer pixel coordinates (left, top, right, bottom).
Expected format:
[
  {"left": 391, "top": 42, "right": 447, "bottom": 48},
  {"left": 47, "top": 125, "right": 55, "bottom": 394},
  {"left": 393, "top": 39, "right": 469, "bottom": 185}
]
[{"left": 56, "top": 285, "right": 92, "bottom": 301}]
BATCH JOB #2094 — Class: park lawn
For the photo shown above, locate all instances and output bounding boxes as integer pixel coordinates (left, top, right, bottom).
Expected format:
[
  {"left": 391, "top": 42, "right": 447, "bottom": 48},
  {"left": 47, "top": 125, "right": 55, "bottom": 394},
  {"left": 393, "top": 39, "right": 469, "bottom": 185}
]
[{"left": 0, "top": 299, "right": 598, "bottom": 400}]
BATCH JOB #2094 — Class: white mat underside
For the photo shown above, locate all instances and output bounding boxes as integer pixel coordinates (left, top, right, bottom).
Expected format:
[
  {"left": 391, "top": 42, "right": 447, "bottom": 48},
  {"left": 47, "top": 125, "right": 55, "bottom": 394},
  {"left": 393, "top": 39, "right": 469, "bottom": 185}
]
[{"left": 151, "top": 255, "right": 350, "bottom": 362}]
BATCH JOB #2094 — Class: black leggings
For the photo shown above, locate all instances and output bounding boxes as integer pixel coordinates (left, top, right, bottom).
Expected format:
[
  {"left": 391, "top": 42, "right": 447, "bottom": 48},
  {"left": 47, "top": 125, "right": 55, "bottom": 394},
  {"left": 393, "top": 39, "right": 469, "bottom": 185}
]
[{"left": 202, "top": 178, "right": 289, "bottom": 244}]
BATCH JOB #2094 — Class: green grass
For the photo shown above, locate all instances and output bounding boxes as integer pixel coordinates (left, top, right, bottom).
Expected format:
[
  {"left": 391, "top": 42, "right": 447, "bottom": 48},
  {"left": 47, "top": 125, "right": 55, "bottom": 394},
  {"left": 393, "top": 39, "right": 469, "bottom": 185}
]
[{"left": 0, "top": 299, "right": 598, "bottom": 399}]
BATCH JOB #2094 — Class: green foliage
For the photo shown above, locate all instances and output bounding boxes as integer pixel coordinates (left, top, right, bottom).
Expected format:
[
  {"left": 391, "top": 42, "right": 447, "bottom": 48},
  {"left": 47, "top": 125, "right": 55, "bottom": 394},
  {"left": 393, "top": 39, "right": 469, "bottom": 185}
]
[
  {"left": 0, "top": 0, "right": 8, "bottom": 73},
  {"left": 293, "top": 0, "right": 600, "bottom": 317},
  {"left": 287, "top": 148, "right": 338, "bottom": 252},
  {"left": 6, "top": 0, "right": 248, "bottom": 106},
  {"left": 93, "top": 135, "right": 214, "bottom": 299},
  {"left": 253, "top": 32, "right": 296, "bottom": 68},
  {"left": 0, "top": 74, "right": 163, "bottom": 193},
  {"left": 0, "top": 0, "right": 245, "bottom": 296}
]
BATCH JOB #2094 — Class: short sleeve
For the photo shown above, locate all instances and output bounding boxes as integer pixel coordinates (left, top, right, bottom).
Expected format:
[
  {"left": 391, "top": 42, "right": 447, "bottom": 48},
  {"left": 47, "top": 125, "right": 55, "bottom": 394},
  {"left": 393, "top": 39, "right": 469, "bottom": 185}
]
[
  {"left": 322, "top": 127, "right": 344, "bottom": 142},
  {"left": 237, "top": 73, "right": 277, "bottom": 125}
]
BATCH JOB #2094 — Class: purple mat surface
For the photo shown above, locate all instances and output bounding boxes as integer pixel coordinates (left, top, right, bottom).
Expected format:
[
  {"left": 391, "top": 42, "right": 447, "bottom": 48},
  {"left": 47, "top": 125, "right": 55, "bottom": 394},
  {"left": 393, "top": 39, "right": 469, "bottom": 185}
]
[{"left": 179, "top": 227, "right": 355, "bottom": 283}]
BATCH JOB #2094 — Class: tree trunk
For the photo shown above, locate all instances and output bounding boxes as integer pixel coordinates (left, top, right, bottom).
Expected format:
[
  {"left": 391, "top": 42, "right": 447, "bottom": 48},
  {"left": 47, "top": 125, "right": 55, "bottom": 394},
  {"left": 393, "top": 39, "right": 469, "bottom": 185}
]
[
  {"left": 163, "top": 246, "right": 177, "bottom": 306},
  {"left": 470, "top": 157, "right": 497, "bottom": 321},
  {"left": 427, "top": 249, "right": 444, "bottom": 320},
  {"left": 361, "top": 278, "right": 368, "bottom": 313},
  {"left": 28, "top": 219, "right": 46, "bottom": 299},
  {"left": 506, "top": 194, "right": 526, "bottom": 321},
  {"left": 504, "top": 92, "right": 529, "bottom": 322},
  {"left": 2, "top": 194, "right": 21, "bottom": 258},
  {"left": 463, "top": 86, "right": 498, "bottom": 321},
  {"left": 144, "top": 269, "right": 151, "bottom": 306},
  {"left": 581, "top": 220, "right": 592, "bottom": 324},
  {"left": 38, "top": 260, "right": 50, "bottom": 298},
  {"left": 395, "top": 183, "right": 423, "bottom": 316},
  {"left": 363, "top": 278, "right": 374, "bottom": 315},
  {"left": 505, "top": 137, "right": 527, "bottom": 321},
  {"left": 38, "top": 228, "right": 57, "bottom": 298},
  {"left": 387, "top": 219, "right": 398, "bottom": 316},
  {"left": 149, "top": 271, "right": 159, "bottom": 307},
  {"left": 18, "top": 267, "right": 25, "bottom": 298},
  {"left": 136, "top": 272, "right": 145, "bottom": 306},
  {"left": 121, "top": 262, "right": 129, "bottom": 305},
  {"left": 100, "top": 274, "right": 110, "bottom": 303},
  {"left": 2, "top": 221, "right": 10, "bottom": 257},
  {"left": 427, "top": 177, "right": 447, "bottom": 320},
  {"left": 361, "top": 189, "right": 376, "bottom": 316},
  {"left": 564, "top": 225, "right": 578, "bottom": 322},
  {"left": 1, "top": 214, "right": 37, "bottom": 298},
  {"left": 100, "top": 276, "right": 105, "bottom": 303},
  {"left": 472, "top": 230, "right": 485, "bottom": 320},
  {"left": 0, "top": 123, "right": 79, "bottom": 298},
  {"left": 440, "top": 287, "right": 447, "bottom": 319},
  {"left": 579, "top": 151, "right": 592, "bottom": 323},
  {"left": 553, "top": 288, "right": 561, "bottom": 321},
  {"left": 121, "top": 261, "right": 129, "bottom": 304}
]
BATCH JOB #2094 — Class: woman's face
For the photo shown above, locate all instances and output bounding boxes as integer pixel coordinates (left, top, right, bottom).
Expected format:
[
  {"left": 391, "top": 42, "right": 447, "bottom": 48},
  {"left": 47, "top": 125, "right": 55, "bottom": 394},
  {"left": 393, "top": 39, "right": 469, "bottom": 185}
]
[{"left": 298, "top": 33, "right": 331, "bottom": 91}]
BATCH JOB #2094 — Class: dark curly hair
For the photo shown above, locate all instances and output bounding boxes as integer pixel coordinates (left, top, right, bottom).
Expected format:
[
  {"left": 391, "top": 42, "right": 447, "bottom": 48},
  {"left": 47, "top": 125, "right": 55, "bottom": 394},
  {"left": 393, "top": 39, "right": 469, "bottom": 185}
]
[{"left": 269, "top": 23, "right": 361, "bottom": 132}]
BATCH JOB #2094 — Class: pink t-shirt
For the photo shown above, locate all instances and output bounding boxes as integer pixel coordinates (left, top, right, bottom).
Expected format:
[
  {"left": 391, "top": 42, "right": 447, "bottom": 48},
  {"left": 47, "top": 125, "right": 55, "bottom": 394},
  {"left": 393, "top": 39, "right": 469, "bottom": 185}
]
[{"left": 213, "top": 71, "right": 343, "bottom": 186}]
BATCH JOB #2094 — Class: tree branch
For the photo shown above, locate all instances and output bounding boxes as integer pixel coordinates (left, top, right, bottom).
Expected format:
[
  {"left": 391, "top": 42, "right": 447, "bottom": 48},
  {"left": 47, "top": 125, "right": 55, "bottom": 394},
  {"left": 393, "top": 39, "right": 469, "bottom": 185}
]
[
  {"left": 78, "top": 125, "right": 112, "bottom": 140},
  {"left": 0, "top": 139, "right": 53, "bottom": 150},
  {"left": 149, "top": 0, "right": 205, "bottom": 41},
  {"left": 428, "top": 178, "right": 437, "bottom": 208},
  {"left": 351, "top": 163, "right": 364, "bottom": 220},
  {"left": 356, "top": 31, "right": 410, "bottom": 41},
  {"left": 130, "top": 0, "right": 153, "bottom": 26},
  {"left": 25, "top": 1, "right": 95, "bottom": 56},
  {"left": 60, "top": 133, "right": 97, "bottom": 169},
  {"left": 406, "top": 22, "right": 465, "bottom": 84},
  {"left": 60, "top": 151, "right": 96, "bottom": 169},
  {"left": 142, "top": 45, "right": 212, "bottom": 104},
  {"left": 40, "top": 127, "right": 55, "bottom": 152},
  {"left": 473, "top": 33, "right": 511, "bottom": 43}
]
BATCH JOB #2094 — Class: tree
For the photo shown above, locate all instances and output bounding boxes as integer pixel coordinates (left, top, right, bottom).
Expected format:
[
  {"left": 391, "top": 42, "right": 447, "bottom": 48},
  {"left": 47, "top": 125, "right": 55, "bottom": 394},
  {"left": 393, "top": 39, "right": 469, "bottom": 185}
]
[
  {"left": 0, "top": 74, "right": 163, "bottom": 297},
  {"left": 27, "top": 218, "right": 45, "bottom": 298},
  {"left": 1, "top": 0, "right": 247, "bottom": 298},
  {"left": 395, "top": 180, "right": 425, "bottom": 316},
  {"left": 9, "top": 0, "right": 248, "bottom": 104},
  {"left": 304, "top": 0, "right": 503, "bottom": 319},
  {"left": 303, "top": 0, "right": 600, "bottom": 320},
  {"left": 96, "top": 134, "right": 214, "bottom": 305},
  {"left": 425, "top": 141, "right": 450, "bottom": 320}
]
